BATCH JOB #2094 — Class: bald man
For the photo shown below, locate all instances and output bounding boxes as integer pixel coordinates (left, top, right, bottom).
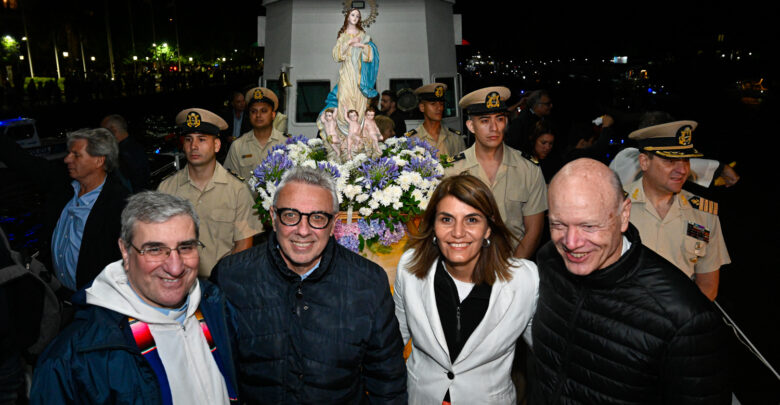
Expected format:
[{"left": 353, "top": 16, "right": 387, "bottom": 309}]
[{"left": 530, "top": 159, "right": 729, "bottom": 404}]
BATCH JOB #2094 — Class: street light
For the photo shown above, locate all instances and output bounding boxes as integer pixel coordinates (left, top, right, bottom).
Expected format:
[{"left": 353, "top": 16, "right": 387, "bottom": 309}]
[
  {"left": 133, "top": 55, "right": 138, "bottom": 61},
  {"left": 90, "top": 56, "right": 96, "bottom": 61},
  {"left": 19, "top": 55, "right": 24, "bottom": 60},
  {"left": 62, "top": 51, "right": 69, "bottom": 58}
]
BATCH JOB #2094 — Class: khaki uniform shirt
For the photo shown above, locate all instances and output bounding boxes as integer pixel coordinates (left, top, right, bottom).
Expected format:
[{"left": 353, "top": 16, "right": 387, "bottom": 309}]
[
  {"left": 445, "top": 144, "right": 547, "bottom": 246},
  {"left": 626, "top": 178, "right": 730, "bottom": 278},
  {"left": 407, "top": 124, "right": 466, "bottom": 158},
  {"left": 224, "top": 128, "right": 287, "bottom": 180},
  {"left": 158, "top": 163, "right": 263, "bottom": 277}
]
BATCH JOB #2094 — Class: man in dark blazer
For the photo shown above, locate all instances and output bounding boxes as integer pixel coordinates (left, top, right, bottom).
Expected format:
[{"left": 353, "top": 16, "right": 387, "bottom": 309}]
[{"left": 0, "top": 128, "right": 130, "bottom": 296}]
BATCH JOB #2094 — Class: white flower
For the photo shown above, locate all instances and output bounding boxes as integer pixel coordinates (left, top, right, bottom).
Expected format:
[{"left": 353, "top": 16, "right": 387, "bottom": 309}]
[
  {"left": 369, "top": 199, "right": 380, "bottom": 209},
  {"left": 359, "top": 207, "right": 373, "bottom": 216},
  {"left": 355, "top": 193, "right": 369, "bottom": 203},
  {"left": 386, "top": 185, "right": 403, "bottom": 201},
  {"left": 343, "top": 184, "right": 361, "bottom": 200},
  {"left": 261, "top": 197, "right": 273, "bottom": 211},
  {"left": 411, "top": 189, "right": 424, "bottom": 203},
  {"left": 397, "top": 172, "right": 413, "bottom": 191},
  {"left": 301, "top": 159, "right": 316, "bottom": 169},
  {"left": 392, "top": 202, "right": 403, "bottom": 210}
]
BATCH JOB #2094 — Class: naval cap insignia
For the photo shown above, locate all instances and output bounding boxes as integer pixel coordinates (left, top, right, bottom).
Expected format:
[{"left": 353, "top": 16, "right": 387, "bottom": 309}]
[
  {"left": 253, "top": 89, "right": 264, "bottom": 100},
  {"left": 485, "top": 92, "right": 500, "bottom": 109},
  {"left": 434, "top": 86, "right": 445, "bottom": 98},
  {"left": 677, "top": 125, "right": 693, "bottom": 146},
  {"left": 186, "top": 111, "right": 201, "bottom": 128}
]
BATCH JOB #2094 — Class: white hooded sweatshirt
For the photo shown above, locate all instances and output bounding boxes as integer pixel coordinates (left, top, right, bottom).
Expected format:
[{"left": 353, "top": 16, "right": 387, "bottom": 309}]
[{"left": 86, "top": 260, "right": 230, "bottom": 405}]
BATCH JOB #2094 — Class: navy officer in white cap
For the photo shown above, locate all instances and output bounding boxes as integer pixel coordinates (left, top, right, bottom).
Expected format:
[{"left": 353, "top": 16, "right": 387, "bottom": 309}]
[
  {"left": 158, "top": 108, "right": 263, "bottom": 277},
  {"left": 445, "top": 87, "right": 547, "bottom": 259},
  {"left": 406, "top": 83, "right": 465, "bottom": 158},
  {"left": 625, "top": 120, "right": 730, "bottom": 300}
]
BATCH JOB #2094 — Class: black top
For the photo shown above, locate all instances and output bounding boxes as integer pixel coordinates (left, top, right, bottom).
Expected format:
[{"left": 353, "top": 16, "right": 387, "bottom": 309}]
[{"left": 433, "top": 260, "right": 492, "bottom": 363}]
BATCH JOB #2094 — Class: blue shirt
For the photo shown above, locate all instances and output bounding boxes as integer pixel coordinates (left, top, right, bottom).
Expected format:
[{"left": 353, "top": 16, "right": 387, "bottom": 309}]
[
  {"left": 300, "top": 261, "right": 320, "bottom": 280},
  {"left": 52, "top": 177, "right": 106, "bottom": 291},
  {"left": 232, "top": 111, "right": 244, "bottom": 139}
]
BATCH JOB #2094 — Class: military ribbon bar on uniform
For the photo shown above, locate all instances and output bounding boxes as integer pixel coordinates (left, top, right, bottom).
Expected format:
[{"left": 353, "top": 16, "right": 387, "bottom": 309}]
[{"left": 686, "top": 222, "right": 710, "bottom": 243}]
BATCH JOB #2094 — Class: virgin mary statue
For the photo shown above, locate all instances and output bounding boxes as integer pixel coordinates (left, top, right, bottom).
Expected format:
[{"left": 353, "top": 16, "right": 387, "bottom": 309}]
[{"left": 325, "top": 7, "right": 379, "bottom": 135}]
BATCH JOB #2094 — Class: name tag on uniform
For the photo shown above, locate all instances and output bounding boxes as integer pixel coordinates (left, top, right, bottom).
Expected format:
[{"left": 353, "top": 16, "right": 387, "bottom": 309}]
[
  {"left": 242, "top": 154, "right": 253, "bottom": 159},
  {"left": 686, "top": 222, "right": 710, "bottom": 243}
]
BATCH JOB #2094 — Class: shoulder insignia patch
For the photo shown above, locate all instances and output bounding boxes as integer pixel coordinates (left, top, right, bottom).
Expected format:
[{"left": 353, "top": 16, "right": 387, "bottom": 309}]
[
  {"left": 405, "top": 129, "right": 418, "bottom": 137},
  {"left": 450, "top": 152, "right": 466, "bottom": 163},
  {"left": 687, "top": 196, "right": 719, "bottom": 215},
  {"left": 519, "top": 150, "right": 539, "bottom": 165},
  {"left": 447, "top": 127, "right": 462, "bottom": 135},
  {"left": 227, "top": 169, "right": 245, "bottom": 182},
  {"left": 631, "top": 188, "right": 640, "bottom": 200}
]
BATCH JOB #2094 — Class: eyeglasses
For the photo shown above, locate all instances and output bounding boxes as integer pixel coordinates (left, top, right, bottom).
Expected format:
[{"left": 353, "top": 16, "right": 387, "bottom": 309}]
[
  {"left": 129, "top": 241, "right": 204, "bottom": 262},
  {"left": 274, "top": 207, "right": 334, "bottom": 229}
]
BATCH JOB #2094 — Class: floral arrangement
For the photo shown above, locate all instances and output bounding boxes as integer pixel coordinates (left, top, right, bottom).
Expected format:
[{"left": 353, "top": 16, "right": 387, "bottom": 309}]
[{"left": 249, "top": 135, "right": 444, "bottom": 253}]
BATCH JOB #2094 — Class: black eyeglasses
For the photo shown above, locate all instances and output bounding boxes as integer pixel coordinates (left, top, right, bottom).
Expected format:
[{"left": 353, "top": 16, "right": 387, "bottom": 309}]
[
  {"left": 129, "top": 241, "right": 205, "bottom": 263},
  {"left": 274, "top": 207, "right": 334, "bottom": 229}
]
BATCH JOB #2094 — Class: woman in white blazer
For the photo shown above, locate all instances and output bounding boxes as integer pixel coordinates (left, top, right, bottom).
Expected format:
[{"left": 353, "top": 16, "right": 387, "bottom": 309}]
[{"left": 394, "top": 174, "right": 539, "bottom": 405}]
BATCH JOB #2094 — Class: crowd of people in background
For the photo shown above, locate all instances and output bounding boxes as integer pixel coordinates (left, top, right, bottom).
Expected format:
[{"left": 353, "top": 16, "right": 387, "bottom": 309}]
[{"left": 0, "top": 75, "right": 743, "bottom": 404}]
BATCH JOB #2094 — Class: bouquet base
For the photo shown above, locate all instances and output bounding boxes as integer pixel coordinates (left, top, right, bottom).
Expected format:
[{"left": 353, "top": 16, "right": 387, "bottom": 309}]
[{"left": 337, "top": 212, "right": 421, "bottom": 290}]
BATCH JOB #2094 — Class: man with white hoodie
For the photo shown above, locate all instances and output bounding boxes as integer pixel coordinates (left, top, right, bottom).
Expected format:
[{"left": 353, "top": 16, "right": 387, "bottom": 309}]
[{"left": 30, "top": 191, "right": 239, "bottom": 405}]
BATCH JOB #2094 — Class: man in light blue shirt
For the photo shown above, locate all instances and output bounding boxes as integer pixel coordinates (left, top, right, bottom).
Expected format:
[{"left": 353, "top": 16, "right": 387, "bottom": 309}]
[
  {"left": 50, "top": 128, "right": 126, "bottom": 292},
  {"left": 51, "top": 178, "right": 105, "bottom": 291}
]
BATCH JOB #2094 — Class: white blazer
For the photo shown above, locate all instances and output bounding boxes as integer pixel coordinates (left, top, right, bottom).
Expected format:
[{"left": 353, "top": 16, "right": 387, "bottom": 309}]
[{"left": 394, "top": 249, "right": 539, "bottom": 405}]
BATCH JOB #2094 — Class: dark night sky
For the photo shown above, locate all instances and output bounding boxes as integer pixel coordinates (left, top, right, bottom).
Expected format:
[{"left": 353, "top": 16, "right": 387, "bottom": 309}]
[
  {"left": 453, "top": 1, "right": 775, "bottom": 59},
  {"left": 4, "top": 0, "right": 774, "bottom": 75}
]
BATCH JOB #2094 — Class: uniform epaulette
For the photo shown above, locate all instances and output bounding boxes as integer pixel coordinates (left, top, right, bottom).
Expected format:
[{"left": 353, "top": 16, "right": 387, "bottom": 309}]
[
  {"left": 160, "top": 171, "right": 177, "bottom": 183},
  {"left": 447, "top": 127, "right": 462, "bottom": 135},
  {"left": 448, "top": 152, "right": 466, "bottom": 164},
  {"left": 519, "top": 150, "right": 539, "bottom": 165},
  {"left": 227, "top": 168, "right": 245, "bottom": 182},
  {"left": 405, "top": 129, "right": 417, "bottom": 137},
  {"left": 687, "top": 195, "right": 719, "bottom": 215}
]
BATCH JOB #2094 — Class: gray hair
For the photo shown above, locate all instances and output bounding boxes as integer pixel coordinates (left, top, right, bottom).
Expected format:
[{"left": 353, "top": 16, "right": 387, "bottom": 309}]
[
  {"left": 66, "top": 128, "right": 119, "bottom": 172},
  {"left": 527, "top": 89, "right": 550, "bottom": 110},
  {"left": 273, "top": 166, "right": 339, "bottom": 213},
  {"left": 120, "top": 191, "right": 200, "bottom": 246},
  {"left": 102, "top": 114, "right": 128, "bottom": 135}
]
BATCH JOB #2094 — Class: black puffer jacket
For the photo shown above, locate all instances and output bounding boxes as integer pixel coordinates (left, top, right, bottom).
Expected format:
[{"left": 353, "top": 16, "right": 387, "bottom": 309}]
[
  {"left": 210, "top": 233, "right": 407, "bottom": 404},
  {"left": 530, "top": 224, "right": 730, "bottom": 404}
]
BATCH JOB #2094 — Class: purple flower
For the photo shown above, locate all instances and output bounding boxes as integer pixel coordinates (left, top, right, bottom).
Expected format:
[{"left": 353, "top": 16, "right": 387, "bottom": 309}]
[
  {"left": 379, "top": 222, "right": 406, "bottom": 246},
  {"left": 317, "top": 161, "right": 342, "bottom": 180},
  {"left": 253, "top": 152, "right": 294, "bottom": 187},
  {"left": 357, "top": 218, "right": 406, "bottom": 247},
  {"left": 357, "top": 157, "right": 399, "bottom": 192},
  {"left": 357, "top": 218, "right": 379, "bottom": 239},
  {"left": 404, "top": 156, "right": 442, "bottom": 180},
  {"left": 286, "top": 134, "right": 309, "bottom": 145},
  {"left": 404, "top": 137, "right": 439, "bottom": 159},
  {"left": 337, "top": 234, "right": 360, "bottom": 253}
]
